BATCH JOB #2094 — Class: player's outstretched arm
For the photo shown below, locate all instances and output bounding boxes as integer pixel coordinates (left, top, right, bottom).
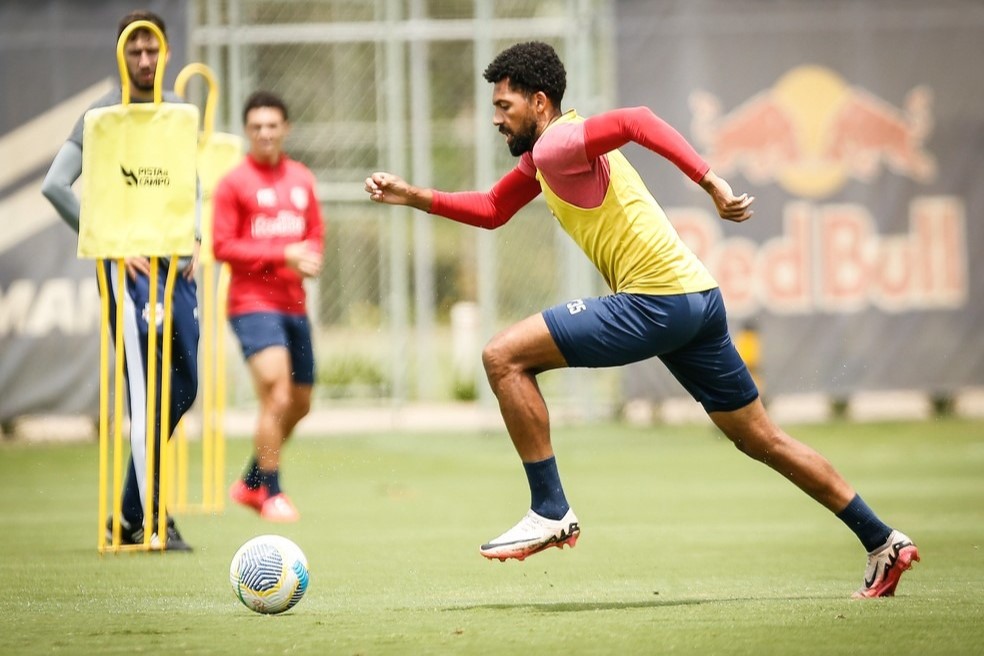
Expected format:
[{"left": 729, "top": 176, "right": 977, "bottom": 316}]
[
  {"left": 367, "top": 166, "right": 540, "bottom": 230},
  {"left": 699, "top": 170, "right": 755, "bottom": 223},
  {"left": 365, "top": 172, "right": 433, "bottom": 212}
]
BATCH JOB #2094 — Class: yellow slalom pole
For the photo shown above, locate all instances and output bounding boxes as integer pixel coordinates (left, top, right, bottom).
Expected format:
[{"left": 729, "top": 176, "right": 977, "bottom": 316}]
[
  {"left": 174, "top": 61, "right": 237, "bottom": 514},
  {"left": 157, "top": 258, "right": 180, "bottom": 547},
  {"left": 215, "top": 263, "right": 231, "bottom": 511},
  {"left": 174, "top": 63, "right": 218, "bottom": 138},
  {"left": 96, "top": 263, "right": 110, "bottom": 554},
  {"left": 177, "top": 419, "right": 188, "bottom": 509},
  {"left": 201, "top": 259, "right": 215, "bottom": 509},
  {"left": 111, "top": 261, "right": 127, "bottom": 551},
  {"left": 143, "top": 257, "right": 159, "bottom": 549}
]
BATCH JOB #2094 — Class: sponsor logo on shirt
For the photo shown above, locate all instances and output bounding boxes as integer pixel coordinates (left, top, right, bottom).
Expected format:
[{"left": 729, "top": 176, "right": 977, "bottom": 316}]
[
  {"left": 290, "top": 186, "right": 309, "bottom": 210},
  {"left": 256, "top": 188, "right": 277, "bottom": 207},
  {"left": 251, "top": 211, "right": 306, "bottom": 238}
]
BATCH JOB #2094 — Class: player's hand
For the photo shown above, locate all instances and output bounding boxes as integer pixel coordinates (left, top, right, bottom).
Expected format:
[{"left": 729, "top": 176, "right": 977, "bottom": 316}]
[
  {"left": 365, "top": 172, "right": 432, "bottom": 211},
  {"left": 285, "top": 240, "right": 322, "bottom": 278},
  {"left": 700, "top": 170, "right": 754, "bottom": 223},
  {"left": 124, "top": 256, "right": 151, "bottom": 280}
]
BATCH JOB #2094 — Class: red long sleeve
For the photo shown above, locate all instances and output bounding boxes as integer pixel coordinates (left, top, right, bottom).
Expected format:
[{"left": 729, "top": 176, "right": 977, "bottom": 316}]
[
  {"left": 211, "top": 176, "right": 283, "bottom": 271},
  {"left": 430, "top": 165, "right": 541, "bottom": 229},
  {"left": 582, "top": 107, "right": 709, "bottom": 182}
]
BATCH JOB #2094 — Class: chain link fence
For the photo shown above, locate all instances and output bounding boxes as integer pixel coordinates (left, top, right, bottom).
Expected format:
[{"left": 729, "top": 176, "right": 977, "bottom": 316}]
[{"left": 189, "top": 0, "right": 619, "bottom": 417}]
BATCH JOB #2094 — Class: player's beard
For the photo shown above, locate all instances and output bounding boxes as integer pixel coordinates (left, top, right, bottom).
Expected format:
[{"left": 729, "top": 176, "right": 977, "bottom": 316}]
[
  {"left": 502, "top": 115, "right": 538, "bottom": 157},
  {"left": 130, "top": 66, "right": 156, "bottom": 92}
]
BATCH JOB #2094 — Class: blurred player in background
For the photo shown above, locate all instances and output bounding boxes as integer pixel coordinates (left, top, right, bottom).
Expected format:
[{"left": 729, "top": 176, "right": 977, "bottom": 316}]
[
  {"left": 212, "top": 91, "right": 324, "bottom": 522},
  {"left": 365, "top": 41, "right": 918, "bottom": 598},
  {"left": 41, "top": 10, "right": 198, "bottom": 550}
]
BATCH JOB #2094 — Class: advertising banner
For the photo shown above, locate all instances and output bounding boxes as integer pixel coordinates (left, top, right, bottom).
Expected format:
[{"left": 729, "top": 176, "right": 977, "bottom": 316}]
[{"left": 616, "top": 0, "right": 984, "bottom": 400}]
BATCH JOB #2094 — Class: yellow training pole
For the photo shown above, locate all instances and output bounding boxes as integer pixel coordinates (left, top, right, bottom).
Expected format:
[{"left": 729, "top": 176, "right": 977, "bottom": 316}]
[
  {"left": 143, "top": 257, "right": 159, "bottom": 549},
  {"left": 174, "top": 62, "right": 238, "bottom": 514},
  {"left": 111, "top": 261, "right": 126, "bottom": 551},
  {"left": 215, "top": 263, "right": 231, "bottom": 511},
  {"left": 201, "top": 260, "right": 215, "bottom": 509},
  {"left": 176, "top": 419, "right": 189, "bottom": 509},
  {"left": 96, "top": 263, "right": 110, "bottom": 553},
  {"left": 157, "top": 258, "right": 180, "bottom": 547}
]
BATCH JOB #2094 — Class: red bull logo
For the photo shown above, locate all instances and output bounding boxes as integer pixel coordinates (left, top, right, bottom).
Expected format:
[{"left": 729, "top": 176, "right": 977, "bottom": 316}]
[
  {"left": 673, "top": 66, "right": 966, "bottom": 317},
  {"left": 690, "top": 65, "right": 936, "bottom": 198}
]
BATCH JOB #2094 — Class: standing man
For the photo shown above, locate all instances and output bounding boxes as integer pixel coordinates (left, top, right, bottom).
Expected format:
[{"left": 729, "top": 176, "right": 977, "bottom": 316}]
[
  {"left": 365, "top": 41, "right": 918, "bottom": 598},
  {"left": 41, "top": 10, "right": 198, "bottom": 551},
  {"left": 212, "top": 91, "right": 324, "bottom": 523}
]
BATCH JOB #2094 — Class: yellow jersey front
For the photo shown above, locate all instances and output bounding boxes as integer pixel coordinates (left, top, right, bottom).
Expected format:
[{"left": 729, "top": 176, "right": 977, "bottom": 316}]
[{"left": 533, "top": 111, "right": 717, "bottom": 295}]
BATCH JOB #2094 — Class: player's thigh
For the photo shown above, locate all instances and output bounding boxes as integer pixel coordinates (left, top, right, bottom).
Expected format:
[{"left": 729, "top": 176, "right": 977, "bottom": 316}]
[
  {"left": 246, "top": 346, "right": 293, "bottom": 394},
  {"left": 658, "top": 290, "right": 759, "bottom": 413},
  {"left": 542, "top": 293, "right": 702, "bottom": 368},
  {"left": 230, "top": 313, "right": 292, "bottom": 386}
]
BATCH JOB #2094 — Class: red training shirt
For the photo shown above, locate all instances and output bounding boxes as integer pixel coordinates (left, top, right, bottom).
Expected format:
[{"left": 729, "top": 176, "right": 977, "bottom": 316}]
[{"left": 211, "top": 154, "right": 325, "bottom": 317}]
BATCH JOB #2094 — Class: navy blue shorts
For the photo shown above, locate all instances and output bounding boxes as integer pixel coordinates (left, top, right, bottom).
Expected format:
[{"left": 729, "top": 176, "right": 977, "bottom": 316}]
[
  {"left": 229, "top": 312, "right": 316, "bottom": 385},
  {"left": 542, "top": 289, "right": 758, "bottom": 412}
]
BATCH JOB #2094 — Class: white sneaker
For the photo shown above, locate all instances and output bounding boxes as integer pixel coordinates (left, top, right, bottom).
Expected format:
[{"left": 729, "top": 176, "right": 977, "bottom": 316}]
[
  {"left": 852, "top": 529, "right": 919, "bottom": 599},
  {"left": 480, "top": 508, "right": 580, "bottom": 561}
]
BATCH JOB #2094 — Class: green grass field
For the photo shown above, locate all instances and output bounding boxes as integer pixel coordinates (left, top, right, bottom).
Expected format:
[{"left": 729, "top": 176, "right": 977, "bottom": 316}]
[{"left": 1, "top": 418, "right": 982, "bottom": 655}]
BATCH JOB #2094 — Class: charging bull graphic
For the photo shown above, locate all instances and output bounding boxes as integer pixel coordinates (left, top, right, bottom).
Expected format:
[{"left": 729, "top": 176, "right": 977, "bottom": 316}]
[{"left": 690, "top": 65, "right": 936, "bottom": 198}]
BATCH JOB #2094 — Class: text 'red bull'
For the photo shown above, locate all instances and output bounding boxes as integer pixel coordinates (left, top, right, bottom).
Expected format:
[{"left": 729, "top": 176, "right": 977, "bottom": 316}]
[{"left": 670, "top": 196, "right": 966, "bottom": 317}]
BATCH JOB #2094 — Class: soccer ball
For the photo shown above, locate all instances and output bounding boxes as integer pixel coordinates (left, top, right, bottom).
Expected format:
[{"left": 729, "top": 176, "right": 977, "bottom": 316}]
[{"left": 229, "top": 535, "right": 310, "bottom": 614}]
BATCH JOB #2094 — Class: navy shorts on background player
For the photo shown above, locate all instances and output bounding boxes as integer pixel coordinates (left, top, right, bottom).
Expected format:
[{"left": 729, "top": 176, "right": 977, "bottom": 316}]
[
  {"left": 542, "top": 288, "right": 758, "bottom": 412},
  {"left": 230, "top": 312, "right": 315, "bottom": 385}
]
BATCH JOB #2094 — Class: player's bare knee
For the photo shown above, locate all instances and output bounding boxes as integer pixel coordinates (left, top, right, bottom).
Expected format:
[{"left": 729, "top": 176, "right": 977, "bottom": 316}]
[
  {"left": 731, "top": 428, "right": 785, "bottom": 462},
  {"left": 263, "top": 386, "right": 292, "bottom": 417},
  {"left": 290, "top": 394, "right": 312, "bottom": 419},
  {"left": 481, "top": 339, "right": 512, "bottom": 386}
]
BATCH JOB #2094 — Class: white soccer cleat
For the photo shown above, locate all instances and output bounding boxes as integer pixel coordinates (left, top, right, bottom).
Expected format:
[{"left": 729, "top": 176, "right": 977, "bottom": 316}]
[
  {"left": 852, "top": 529, "right": 920, "bottom": 599},
  {"left": 480, "top": 508, "right": 580, "bottom": 562}
]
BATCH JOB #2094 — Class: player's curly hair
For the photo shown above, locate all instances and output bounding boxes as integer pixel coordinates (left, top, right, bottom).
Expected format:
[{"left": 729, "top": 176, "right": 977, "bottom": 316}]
[{"left": 483, "top": 41, "right": 567, "bottom": 108}]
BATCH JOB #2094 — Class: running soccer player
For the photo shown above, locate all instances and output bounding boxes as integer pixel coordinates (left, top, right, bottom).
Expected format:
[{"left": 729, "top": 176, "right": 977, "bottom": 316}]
[
  {"left": 364, "top": 41, "right": 918, "bottom": 598},
  {"left": 41, "top": 10, "right": 198, "bottom": 550},
  {"left": 212, "top": 91, "right": 325, "bottom": 523}
]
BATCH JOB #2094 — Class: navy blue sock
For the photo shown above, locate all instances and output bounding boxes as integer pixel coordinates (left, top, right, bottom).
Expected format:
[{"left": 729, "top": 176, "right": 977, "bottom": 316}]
[
  {"left": 836, "top": 493, "right": 892, "bottom": 552},
  {"left": 243, "top": 458, "right": 262, "bottom": 489},
  {"left": 523, "top": 456, "right": 569, "bottom": 520},
  {"left": 259, "top": 469, "right": 282, "bottom": 497}
]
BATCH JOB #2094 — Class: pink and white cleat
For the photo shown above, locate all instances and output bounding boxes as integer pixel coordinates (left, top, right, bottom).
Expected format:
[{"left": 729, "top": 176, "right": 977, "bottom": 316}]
[
  {"left": 260, "top": 493, "right": 301, "bottom": 523},
  {"left": 229, "top": 479, "right": 269, "bottom": 513},
  {"left": 852, "top": 529, "right": 920, "bottom": 599},
  {"left": 480, "top": 508, "right": 580, "bottom": 562}
]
